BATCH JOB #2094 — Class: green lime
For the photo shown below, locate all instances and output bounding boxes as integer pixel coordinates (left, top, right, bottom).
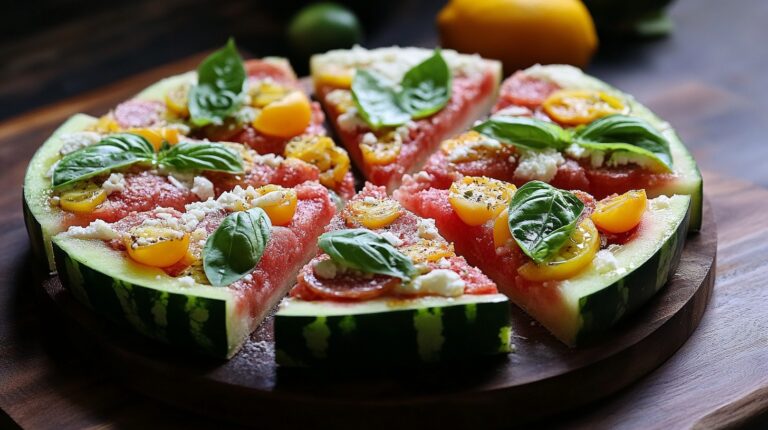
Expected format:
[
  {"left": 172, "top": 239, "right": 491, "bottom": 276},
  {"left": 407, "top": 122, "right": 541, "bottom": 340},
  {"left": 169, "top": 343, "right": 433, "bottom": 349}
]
[{"left": 287, "top": 3, "right": 363, "bottom": 57}]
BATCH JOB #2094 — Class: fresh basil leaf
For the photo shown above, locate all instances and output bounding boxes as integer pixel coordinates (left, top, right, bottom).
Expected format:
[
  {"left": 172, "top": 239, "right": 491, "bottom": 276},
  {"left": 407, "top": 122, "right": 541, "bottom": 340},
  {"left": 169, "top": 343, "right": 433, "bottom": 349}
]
[
  {"left": 507, "top": 181, "right": 584, "bottom": 264},
  {"left": 351, "top": 69, "right": 411, "bottom": 129},
  {"left": 189, "top": 38, "right": 246, "bottom": 127},
  {"left": 573, "top": 114, "right": 673, "bottom": 172},
  {"left": 318, "top": 229, "right": 417, "bottom": 281},
  {"left": 473, "top": 117, "right": 572, "bottom": 151},
  {"left": 197, "top": 38, "right": 246, "bottom": 94},
  {"left": 52, "top": 133, "right": 154, "bottom": 188},
  {"left": 203, "top": 207, "right": 271, "bottom": 287},
  {"left": 188, "top": 84, "right": 242, "bottom": 127},
  {"left": 159, "top": 142, "right": 244, "bottom": 173},
  {"left": 397, "top": 49, "right": 451, "bottom": 119}
]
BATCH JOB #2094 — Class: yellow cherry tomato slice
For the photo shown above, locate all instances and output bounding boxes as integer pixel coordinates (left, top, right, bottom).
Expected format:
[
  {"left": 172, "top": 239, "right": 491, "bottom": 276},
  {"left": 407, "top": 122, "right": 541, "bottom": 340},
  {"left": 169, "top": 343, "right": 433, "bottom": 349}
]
[
  {"left": 315, "top": 67, "right": 354, "bottom": 90},
  {"left": 360, "top": 132, "right": 402, "bottom": 166},
  {"left": 542, "top": 89, "right": 626, "bottom": 126},
  {"left": 518, "top": 219, "right": 600, "bottom": 282},
  {"left": 94, "top": 114, "right": 121, "bottom": 133},
  {"left": 345, "top": 197, "right": 402, "bottom": 229},
  {"left": 284, "top": 136, "right": 351, "bottom": 188},
  {"left": 252, "top": 91, "right": 312, "bottom": 138},
  {"left": 440, "top": 130, "right": 507, "bottom": 163},
  {"left": 449, "top": 176, "right": 517, "bottom": 226},
  {"left": 165, "top": 84, "right": 190, "bottom": 118},
  {"left": 124, "top": 226, "right": 190, "bottom": 268},
  {"left": 129, "top": 128, "right": 180, "bottom": 151},
  {"left": 493, "top": 208, "right": 513, "bottom": 248},
  {"left": 591, "top": 189, "right": 647, "bottom": 234},
  {"left": 400, "top": 239, "right": 455, "bottom": 264},
  {"left": 59, "top": 182, "right": 107, "bottom": 214},
  {"left": 250, "top": 185, "right": 298, "bottom": 226},
  {"left": 249, "top": 81, "right": 291, "bottom": 108}
]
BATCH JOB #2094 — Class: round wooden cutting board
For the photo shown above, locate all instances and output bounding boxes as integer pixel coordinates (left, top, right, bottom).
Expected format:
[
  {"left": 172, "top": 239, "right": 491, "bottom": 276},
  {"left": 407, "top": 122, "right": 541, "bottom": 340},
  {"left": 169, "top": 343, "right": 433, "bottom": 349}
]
[{"left": 40, "top": 200, "right": 716, "bottom": 429}]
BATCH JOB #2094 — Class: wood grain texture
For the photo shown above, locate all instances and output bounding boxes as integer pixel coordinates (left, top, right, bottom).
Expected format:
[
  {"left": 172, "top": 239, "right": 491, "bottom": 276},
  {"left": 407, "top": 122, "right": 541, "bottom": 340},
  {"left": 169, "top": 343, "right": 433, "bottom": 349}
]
[{"left": 34, "top": 201, "right": 715, "bottom": 428}]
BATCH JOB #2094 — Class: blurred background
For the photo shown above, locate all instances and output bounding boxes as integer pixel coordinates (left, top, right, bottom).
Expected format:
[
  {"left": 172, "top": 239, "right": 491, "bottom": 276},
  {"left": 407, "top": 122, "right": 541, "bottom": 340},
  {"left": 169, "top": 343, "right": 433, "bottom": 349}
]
[{"left": 2, "top": 0, "right": 767, "bottom": 189}]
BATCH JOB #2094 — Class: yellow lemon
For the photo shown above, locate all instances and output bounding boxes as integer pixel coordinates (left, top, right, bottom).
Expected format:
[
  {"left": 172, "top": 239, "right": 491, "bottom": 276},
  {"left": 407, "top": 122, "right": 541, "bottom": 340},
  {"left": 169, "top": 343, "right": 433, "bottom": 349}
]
[{"left": 438, "top": 0, "right": 598, "bottom": 73}]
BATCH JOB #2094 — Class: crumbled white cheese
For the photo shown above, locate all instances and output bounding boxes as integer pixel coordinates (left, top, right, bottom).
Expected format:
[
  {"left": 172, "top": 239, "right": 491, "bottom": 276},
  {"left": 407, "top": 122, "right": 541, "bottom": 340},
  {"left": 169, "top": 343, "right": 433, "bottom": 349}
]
[
  {"left": 167, "top": 174, "right": 191, "bottom": 190},
  {"left": 337, "top": 107, "right": 369, "bottom": 133},
  {"left": 253, "top": 153, "right": 284, "bottom": 168},
  {"left": 177, "top": 276, "right": 196, "bottom": 288},
  {"left": 414, "top": 171, "right": 432, "bottom": 182},
  {"left": 593, "top": 249, "right": 619, "bottom": 274},
  {"left": 395, "top": 269, "right": 465, "bottom": 297},
  {"left": 565, "top": 143, "right": 587, "bottom": 159},
  {"left": 513, "top": 149, "right": 565, "bottom": 182},
  {"left": 360, "top": 132, "right": 378, "bottom": 146},
  {"left": 494, "top": 105, "right": 532, "bottom": 118},
  {"left": 101, "top": 173, "right": 126, "bottom": 195},
  {"left": 313, "top": 259, "right": 338, "bottom": 279},
  {"left": 59, "top": 131, "right": 102, "bottom": 155},
  {"left": 380, "top": 231, "right": 403, "bottom": 247},
  {"left": 437, "top": 257, "right": 451, "bottom": 269},
  {"left": 251, "top": 190, "right": 286, "bottom": 208},
  {"left": 524, "top": 64, "right": 603, "bottom": 91},
  {"left": 191, "top": 176, "right": 214, "bottom": 201},
  {"left": 417, "top": 218, "right": 439, "bottom": 240},
  {"left": 63, "top": 219, "right": 120, "bottom": 240},
  {"left": 650, "top": 195, "right": 671, "bottom": 210},
  {"left": 325, "top": 89, "right": 353, "bottom": 108}
]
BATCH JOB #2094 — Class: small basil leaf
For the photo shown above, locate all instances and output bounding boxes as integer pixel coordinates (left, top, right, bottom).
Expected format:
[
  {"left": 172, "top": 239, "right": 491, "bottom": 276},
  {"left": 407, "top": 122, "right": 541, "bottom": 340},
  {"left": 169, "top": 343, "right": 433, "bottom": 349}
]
[
  {"left": 197, "top": 38, "right": 246, "bottom": 94},
  {"left": 507, "top": 181, "right": 584, "bottom": 264},
  {"left": 52, "top": 133, "right": 155, "bottom": 188},
  {"left": 188, "top": 85, "right": 241, "bottom": 127},
  {"left": 318, "top": 229, "right": 417, "bottom": 281},
  {"left": 473, "top": 117, "right": 571, "bottom": 151},
  {"left": 203, "top": 207, "right": 271, "bottom": 287},
  {"left": 573, "top": 114, "right": 673, "bottom": 172},
  {"left": 351, "top": 69, "right": 411, "bottom": 129},
  {"left": 397, "top": 49, "right": 452, "bottom": 119},
  {"left": 159, "top": 142, "right": 244, "bottom": 173},
  {"left": 189, "top": 38, "right": 246, "bottom": 127}
]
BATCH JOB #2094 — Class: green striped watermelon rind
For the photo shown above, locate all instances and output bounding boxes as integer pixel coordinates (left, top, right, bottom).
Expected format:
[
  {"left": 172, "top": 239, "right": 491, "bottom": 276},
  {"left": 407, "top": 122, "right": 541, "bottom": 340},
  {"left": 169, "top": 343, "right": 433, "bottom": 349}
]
[
  {"left": 274, "top": 294, "right": 512, "bottom": 366},
  {"left": 575, "top": 197, "right": 691, "bottom": 344},
  {"left": 52, "top": 236, "right": 248, "bottom": 358},
  {"left": 520, "top": 65, "right": 703, "bottom": 232}
]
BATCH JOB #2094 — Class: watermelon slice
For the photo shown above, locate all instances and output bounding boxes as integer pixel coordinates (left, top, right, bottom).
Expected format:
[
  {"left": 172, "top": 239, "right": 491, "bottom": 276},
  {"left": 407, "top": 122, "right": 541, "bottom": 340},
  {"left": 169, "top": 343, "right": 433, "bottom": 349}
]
[
  {"left": 53, "top": 181, "right": 335, "bottom": 357},
  {"left": 395, "top": 178, "right": 690, "bottom": 345},
  {"left": 399, "top": 64, "right": 703, "bottom": 231},
  {"left": 274, "top": 183, "right": 511, "bottom": 365},
  {"left": 311, "top": 47, "right": 502, "bottom": 191}
]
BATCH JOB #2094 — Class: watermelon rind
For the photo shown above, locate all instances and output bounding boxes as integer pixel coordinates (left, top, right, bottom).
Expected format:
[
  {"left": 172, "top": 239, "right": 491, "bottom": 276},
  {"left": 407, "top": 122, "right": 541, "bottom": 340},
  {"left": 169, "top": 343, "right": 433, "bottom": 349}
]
[{"left": 274, "top": 293, "right": 512, "bottom": 366}]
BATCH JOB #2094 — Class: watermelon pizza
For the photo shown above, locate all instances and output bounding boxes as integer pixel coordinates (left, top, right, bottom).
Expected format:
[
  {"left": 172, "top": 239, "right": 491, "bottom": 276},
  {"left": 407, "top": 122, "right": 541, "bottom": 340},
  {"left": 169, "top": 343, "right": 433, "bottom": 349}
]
[
  {"left": 274, "top": 183, "right": 511, "bottom": 365},
  {"left": 398, "top": 64, "right": 703, "bottom": 231},
  {"left": 395, "top": 177, "right": 690, "bottom": 344},
  {"left": 311, "top": 46, "right": 502, "bottom": 191}
]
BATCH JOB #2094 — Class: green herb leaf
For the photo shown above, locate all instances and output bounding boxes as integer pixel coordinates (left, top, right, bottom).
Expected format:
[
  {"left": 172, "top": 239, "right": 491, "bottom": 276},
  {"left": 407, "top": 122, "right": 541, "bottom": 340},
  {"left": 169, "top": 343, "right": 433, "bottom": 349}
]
[
  {"left": 473, "top": 117, "right": 572, "bottom": 151},
  {"left": 203, "top": 208, "right": 271, "bottom": 287},
  {"left": 507, "top": 181, "right": 584, "bottom": 264},
  {"left": 351, "top": 49, "right": 452, "bottom": 129},
  {"left": 318, "top": 229, "right": 417, "bottom": 281},
  {"left": 188, "top": 38, "right": 246, "bottom": 127},
  {"left": 397, "top": 49, "right": 452, "bottom": 119},
  {"left": 351, "top": 69, "right": 411, "bottom": 129},
  {"left": 573, "top": 114, "right": 673, "bottom": 172},
  {"left": 159, "top": 142, "right": 244, "bottom": 173},
  {"left": 197, "top": 38, "right": 246, "bottom": 94},
  {"left": 52, "top": 133, "right": 154, "bottom": 188}
]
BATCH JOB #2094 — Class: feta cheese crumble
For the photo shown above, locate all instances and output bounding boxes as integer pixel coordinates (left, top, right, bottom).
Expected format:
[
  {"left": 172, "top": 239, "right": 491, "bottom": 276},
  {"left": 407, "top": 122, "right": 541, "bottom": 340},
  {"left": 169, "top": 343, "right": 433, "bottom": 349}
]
[
  {"left": 395, "top": 269, "right": 465, "bottom": 297},
  {"left": 59, "top": 131, "right": 102, "bottom": 155},
  {"left": 101, "top": 173, "right": 126, "bottom": 195},
  {"left": 514, "top": 148, "right": 565, "bottom": 182},
  {"left": 191, "top": 176, "right": 214, "bottom": 201},
  {"left": 63, "top": 219, "right": 120, "bottom": 240}
]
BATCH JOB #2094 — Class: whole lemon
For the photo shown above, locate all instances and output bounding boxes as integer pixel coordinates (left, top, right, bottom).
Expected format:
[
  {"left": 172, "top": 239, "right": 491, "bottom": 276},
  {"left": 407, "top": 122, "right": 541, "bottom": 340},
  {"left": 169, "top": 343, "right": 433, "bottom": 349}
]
[{"left": 438, "top": 0, "right": 598, "bottom": 73}]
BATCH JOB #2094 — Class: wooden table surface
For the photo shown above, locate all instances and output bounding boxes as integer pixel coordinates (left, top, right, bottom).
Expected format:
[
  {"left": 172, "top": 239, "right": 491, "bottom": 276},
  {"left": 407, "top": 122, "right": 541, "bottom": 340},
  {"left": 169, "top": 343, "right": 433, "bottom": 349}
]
[{"left": 2, "top": 0, "right": 768, "bottom": 428}]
